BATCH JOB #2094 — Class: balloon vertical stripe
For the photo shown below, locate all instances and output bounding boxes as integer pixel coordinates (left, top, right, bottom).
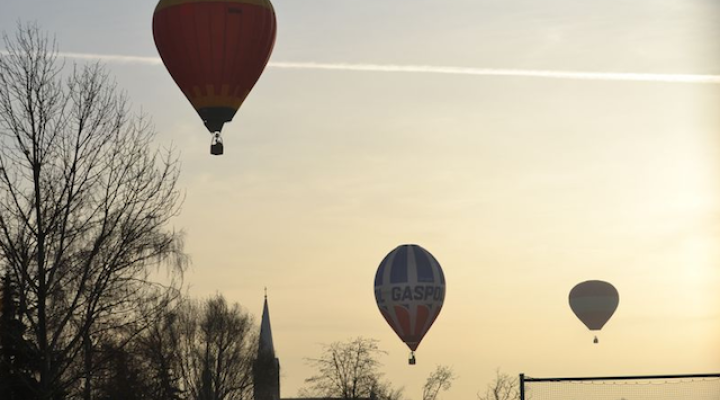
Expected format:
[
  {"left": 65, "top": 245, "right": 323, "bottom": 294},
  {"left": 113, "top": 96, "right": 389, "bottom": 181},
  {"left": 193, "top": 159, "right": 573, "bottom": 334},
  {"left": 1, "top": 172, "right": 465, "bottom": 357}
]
[
  {"left": 414, "top": 247, "right": 434, "bottom": 282},
  {"left": 414, "top": 305, "right": 430, "bottom": 338},
  {"left": 390, "top": 246, "right": 408, "bottom": 284},
  {"left": 394, "top": 306, "right": 412, "bottom": 338},
  {"left": 374, "top": 262, "right": 386, "bottom": 287}
]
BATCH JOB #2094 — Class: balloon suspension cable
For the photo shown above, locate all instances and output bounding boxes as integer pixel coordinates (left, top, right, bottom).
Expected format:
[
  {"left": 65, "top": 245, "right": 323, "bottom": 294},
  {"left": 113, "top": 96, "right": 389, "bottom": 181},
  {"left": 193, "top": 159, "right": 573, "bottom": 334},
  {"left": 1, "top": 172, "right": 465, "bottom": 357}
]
[
  {"left": 408, "top": 351, "right": 416, "bottom": 365},
  {"left": 593, "top": 336, "right": 599, "bottom": 344},
  {"left": 210, "top": 132, "right": 224, "bottom": 156}
]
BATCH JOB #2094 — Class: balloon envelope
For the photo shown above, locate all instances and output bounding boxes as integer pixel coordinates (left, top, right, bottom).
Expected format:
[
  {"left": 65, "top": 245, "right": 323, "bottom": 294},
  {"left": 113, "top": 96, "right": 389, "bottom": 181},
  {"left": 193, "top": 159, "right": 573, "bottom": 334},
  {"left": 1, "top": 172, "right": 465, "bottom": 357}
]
[
  {"left": 374, "top": 244, "right": 445, "bottom": 351},
  {"left": 569, "top": 280, "right": 619, "bottom": 331},
  {"left": 152, "top": 0, "right": 277, "bottom": 133}
]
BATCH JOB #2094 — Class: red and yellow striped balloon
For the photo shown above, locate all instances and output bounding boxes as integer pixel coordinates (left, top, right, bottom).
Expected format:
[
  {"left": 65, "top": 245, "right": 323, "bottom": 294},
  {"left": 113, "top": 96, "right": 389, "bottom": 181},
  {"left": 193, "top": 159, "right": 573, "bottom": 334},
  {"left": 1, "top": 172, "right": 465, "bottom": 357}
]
[{"left": 152, "top": 0, "right": 276, "bottom": 133}]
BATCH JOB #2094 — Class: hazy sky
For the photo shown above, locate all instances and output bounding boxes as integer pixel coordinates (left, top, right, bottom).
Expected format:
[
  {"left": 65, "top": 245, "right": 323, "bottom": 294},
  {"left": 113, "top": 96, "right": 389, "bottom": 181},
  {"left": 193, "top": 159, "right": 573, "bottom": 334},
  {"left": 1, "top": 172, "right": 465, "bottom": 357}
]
[{"left": 2, "top": 0, "right": 719, "bottom": 398}]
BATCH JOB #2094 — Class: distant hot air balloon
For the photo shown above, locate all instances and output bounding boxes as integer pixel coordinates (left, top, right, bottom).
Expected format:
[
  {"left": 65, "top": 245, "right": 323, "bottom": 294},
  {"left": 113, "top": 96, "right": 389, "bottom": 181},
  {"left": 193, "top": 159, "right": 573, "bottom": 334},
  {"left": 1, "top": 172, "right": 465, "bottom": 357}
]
[
  {"left": 152, "top": 0, "right": 277, "bottom": 155},
  {"left": 569, "top": 280, "right": 619, "bottom": 344},
  {"left": 374, "top": 244, "right": 446, "bottom": 365}
]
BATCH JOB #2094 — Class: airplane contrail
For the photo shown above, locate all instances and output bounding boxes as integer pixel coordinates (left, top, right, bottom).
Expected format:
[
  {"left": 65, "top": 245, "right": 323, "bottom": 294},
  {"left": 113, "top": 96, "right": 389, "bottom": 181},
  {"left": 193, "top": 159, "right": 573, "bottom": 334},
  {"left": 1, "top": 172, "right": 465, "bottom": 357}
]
[
  {"left": 36, "top": 52, "right": 720, "bottom": 85},
  {"left": 270, "top": 61, "right": 720, "bottom": 84},
  {"left": 59, "top": 52, "right": 164, "bottom": 65}
]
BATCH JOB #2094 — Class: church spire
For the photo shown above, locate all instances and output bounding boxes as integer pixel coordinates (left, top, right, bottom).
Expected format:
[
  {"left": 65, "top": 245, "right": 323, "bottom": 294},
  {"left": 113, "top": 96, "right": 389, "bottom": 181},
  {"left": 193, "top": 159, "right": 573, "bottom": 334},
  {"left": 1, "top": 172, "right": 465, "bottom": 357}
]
[
  {"left": 259, "top": 288, "right": 275, "bottom": 357},
  {"left": 255, "top": 289, "right": 280, "bottom": 400}
]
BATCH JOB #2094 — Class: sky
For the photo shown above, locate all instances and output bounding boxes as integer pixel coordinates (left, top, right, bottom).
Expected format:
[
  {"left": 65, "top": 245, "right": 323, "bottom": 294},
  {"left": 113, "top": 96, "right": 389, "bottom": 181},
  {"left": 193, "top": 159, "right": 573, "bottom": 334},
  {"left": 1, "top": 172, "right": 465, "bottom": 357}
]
[{"left": 2, "top": 0, "right": 720, "bottom": 399}]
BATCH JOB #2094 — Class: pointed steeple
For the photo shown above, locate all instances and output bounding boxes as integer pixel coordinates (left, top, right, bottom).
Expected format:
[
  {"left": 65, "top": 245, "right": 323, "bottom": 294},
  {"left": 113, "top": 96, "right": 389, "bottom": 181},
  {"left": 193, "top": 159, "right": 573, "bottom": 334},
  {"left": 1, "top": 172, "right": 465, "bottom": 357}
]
[
  {"left": 255, "top": 289, "right": 280, "bottom": 400},
  {"left": 259, "top": 288, "right": 275, "bottom": 356}
]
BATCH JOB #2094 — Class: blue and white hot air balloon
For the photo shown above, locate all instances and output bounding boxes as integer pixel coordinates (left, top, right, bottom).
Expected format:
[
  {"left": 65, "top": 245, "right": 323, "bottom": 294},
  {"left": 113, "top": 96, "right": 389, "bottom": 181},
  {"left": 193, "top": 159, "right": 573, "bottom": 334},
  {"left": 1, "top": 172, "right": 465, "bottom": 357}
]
[{"left": 374, "top": 244, "right": 446, "bottom": 365}]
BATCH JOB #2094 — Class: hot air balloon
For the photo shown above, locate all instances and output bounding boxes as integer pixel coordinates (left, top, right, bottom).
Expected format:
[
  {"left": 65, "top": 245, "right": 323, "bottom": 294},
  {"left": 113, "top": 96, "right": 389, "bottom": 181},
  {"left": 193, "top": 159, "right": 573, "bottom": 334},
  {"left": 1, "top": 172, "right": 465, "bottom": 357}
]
[
  {"left": 152, "top": 0, "right": 277, "bottom": 155},
  {"left": 569, "top": 280, "right": 619, "bottom": 344},
  {"left": 374, "top": 244, "right": 446, "bottom": 365}
]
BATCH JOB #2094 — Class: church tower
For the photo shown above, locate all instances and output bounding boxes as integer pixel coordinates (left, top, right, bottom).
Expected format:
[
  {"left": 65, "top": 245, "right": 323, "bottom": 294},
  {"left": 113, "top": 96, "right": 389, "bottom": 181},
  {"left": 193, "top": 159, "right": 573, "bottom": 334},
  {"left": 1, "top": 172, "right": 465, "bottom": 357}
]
[{"left": 254, "top": 292, "right": 280, "bottom": 400}]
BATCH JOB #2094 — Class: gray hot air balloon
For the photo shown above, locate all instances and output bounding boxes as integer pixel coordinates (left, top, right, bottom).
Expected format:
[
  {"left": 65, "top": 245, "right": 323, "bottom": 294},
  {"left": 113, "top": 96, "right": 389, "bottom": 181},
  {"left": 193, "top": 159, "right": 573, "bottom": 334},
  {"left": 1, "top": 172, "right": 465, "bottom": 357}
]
[{"left": 569, "top": 280, "right": 619, "bottom": 344}]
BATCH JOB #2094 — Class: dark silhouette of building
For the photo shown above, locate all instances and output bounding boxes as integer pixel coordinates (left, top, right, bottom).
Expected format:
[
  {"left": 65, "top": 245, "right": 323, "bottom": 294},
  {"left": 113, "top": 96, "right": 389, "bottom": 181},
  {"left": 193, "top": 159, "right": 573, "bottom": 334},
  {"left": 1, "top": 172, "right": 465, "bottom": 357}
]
[{"left": 254, "top": 292, "right": 280, "bottom": 400}]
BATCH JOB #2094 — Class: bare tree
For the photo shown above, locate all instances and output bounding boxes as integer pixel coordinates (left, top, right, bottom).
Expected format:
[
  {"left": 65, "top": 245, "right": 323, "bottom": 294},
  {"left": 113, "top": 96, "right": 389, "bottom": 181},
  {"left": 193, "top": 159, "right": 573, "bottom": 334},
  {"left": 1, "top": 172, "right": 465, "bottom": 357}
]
[
  {"left": 477, "top": 370, "right": 520, "bottom": 400},
  {"left": 371, "top": 380, "right": 405, "bottom": 400},
  {"left": 120, "top": 295, "right": 184, "bottom": 400},
  {"left": 422, "top": 365, "right": 455, "bottom": 400},
  {"left": 172, "top": 295, "right": 257, "bottom": 400},
  {"left": 0, "top": 24, "right": 185, "bottom": 399},
  {"left": 302, "top": 337, "right": 404, "bottom": 400},
  {"left": 92, "top": 338, "right": 149, "bottom": 400}
]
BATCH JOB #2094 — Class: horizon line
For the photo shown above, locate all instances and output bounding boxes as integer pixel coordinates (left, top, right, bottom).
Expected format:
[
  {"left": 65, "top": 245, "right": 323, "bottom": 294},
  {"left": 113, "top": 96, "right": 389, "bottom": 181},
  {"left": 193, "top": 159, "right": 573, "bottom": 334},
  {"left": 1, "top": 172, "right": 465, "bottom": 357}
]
[{"left": 15, "top": 51, "right": 720, "bottom": 85}]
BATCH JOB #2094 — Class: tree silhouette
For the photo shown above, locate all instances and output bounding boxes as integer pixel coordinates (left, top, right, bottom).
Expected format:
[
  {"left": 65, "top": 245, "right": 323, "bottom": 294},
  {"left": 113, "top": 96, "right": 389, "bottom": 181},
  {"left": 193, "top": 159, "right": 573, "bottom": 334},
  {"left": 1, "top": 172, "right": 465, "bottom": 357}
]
[
  {"left": 0, "top": 23, "right": 185, "bottom": 399},
  {"left": 477, "top": 370, "right": 520, "bottom": 400},
  {"left": 94, "top": 341, "right": 147, "bottom": 400},
  {"left": 422, "top": 365, "right": 456, "bottom": 400},
  {"left": 173, "top": 295, "right": 257, "bottom": 400},
  {"left": 302, "top": 337, "right": 404, "bottom": 400},
  {"left": 0, "top": 272, "right": 37, "bottom": 399}
]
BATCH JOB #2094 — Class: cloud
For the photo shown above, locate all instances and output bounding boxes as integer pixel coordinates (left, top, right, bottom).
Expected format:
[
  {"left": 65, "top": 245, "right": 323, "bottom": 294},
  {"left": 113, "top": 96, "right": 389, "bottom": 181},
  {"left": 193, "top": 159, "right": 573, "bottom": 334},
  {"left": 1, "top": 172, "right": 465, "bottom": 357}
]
[{"left": 44, "top": 52, "right": 720, "bottom": 84}]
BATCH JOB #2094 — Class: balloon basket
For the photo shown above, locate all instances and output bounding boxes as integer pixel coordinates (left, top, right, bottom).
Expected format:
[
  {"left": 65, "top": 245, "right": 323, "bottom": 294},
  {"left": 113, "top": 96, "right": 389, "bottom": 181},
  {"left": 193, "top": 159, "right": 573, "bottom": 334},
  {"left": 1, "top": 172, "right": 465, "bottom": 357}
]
[
  {"left": 408, "top": 352, "right": 416, "bottom": 365},
  {"left": 210, "top": 133, "right": 224, "bottom": 156},
  {"left": 593, "top": 336, "right": 598, "bottom": 344}
]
